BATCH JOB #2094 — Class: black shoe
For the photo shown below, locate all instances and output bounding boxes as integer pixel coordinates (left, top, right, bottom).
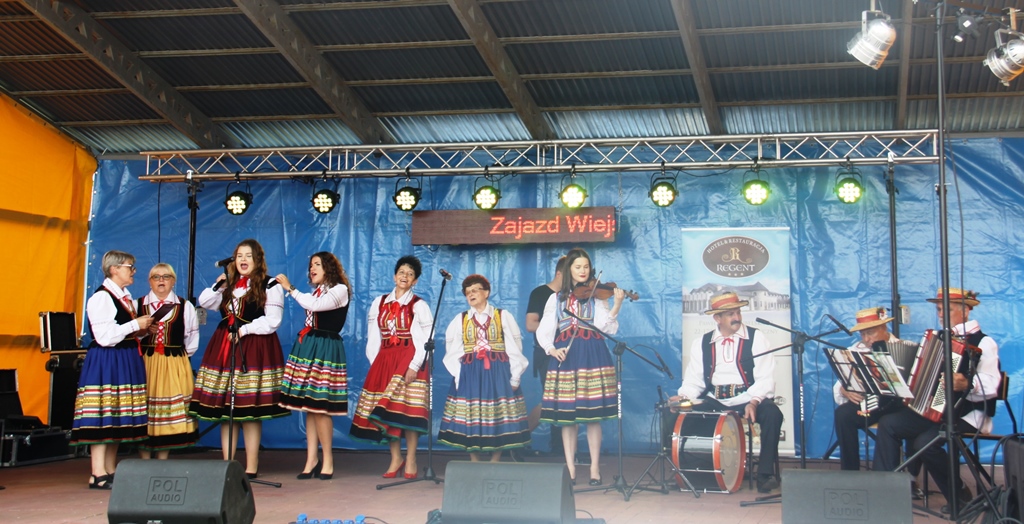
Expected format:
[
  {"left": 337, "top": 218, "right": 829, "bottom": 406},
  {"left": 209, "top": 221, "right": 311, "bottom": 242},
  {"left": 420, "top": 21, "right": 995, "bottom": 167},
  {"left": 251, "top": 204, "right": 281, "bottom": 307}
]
[
  {"left": 589, "top": 476, "right": 602, "bottom": 486},
  {"left": 756, "top": 475, "right": 780, "bottom": 493},
  {"left": 246, "top": 471, "right": 258, "bottom": 480},
  {"left": 940, "top": 484, "right": 973, "bottom": 514},
  {"left": 297, "top": 460, "right": 322, "bottom": 480}
]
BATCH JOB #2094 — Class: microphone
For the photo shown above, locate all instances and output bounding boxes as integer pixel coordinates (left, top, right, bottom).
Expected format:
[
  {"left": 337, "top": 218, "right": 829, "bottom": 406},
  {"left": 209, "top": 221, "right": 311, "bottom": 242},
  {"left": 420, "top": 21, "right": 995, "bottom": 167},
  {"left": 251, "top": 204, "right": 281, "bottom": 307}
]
[
  {"left": 215, "top": 257, "right": 234, "bottom": 268},
  {"left": 439, "top": 268, "right": 453, "bottom": 281},
  {"left": 657, "top": 385, "right": 665, "bottom": 403},
  {"left": 755, "top": 317, "right": 770, "bottom": 325},
  {"left": 827, "top": 314, "right": 853, "bottom": 336},
  {"left": 212, "top": 279, "right": 227, "bottom": 292},
  {"left": 655, "top": 351, "right": 675, "bottom": 379}
]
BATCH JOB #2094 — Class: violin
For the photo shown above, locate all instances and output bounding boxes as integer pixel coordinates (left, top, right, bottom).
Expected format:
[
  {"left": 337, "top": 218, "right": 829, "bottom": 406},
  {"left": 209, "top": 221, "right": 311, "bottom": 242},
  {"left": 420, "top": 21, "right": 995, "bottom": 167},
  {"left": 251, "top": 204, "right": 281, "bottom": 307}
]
[{"left": 573, "top": 279, "right": 640, "bottom": 302}]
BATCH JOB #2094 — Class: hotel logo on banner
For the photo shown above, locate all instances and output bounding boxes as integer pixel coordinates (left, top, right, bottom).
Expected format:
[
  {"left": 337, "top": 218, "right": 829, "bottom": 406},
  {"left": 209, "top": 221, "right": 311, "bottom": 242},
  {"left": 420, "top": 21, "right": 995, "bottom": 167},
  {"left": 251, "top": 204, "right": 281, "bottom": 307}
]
[
  {"left": 412, "top": 206, "right": 617, "bottom": 245},
  {"left": 702, "top": 235, "right": 770, "bottom": 278}
]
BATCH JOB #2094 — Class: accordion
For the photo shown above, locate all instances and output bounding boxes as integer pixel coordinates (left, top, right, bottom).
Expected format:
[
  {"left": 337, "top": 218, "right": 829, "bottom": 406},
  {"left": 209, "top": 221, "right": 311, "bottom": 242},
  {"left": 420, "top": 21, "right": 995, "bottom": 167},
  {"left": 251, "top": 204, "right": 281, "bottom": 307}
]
[{"left": 901, "top": 329, "right": 976, "bottom": 422}]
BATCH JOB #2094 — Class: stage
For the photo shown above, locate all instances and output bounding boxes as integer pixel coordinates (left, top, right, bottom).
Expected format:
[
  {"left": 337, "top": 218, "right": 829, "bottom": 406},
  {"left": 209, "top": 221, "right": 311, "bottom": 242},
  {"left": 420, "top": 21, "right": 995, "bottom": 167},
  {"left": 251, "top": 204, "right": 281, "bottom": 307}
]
[{"left": 0, "top": 449, "right": 965, "bottom": 523}]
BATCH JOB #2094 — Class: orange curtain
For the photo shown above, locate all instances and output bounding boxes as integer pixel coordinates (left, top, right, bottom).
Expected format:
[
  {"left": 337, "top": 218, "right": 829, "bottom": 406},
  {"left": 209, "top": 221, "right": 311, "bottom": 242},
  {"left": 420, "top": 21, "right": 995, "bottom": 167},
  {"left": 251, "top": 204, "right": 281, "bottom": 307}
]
[{"left": 0, "top": 94, "right": 95, "bottom": 423}]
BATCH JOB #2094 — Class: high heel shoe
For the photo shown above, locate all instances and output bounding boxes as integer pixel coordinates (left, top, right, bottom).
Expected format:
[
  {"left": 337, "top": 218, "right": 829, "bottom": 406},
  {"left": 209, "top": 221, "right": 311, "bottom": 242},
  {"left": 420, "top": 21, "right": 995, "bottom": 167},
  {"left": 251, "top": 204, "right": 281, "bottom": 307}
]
[
  {"left": 318, "top": 471, "right": 333, "bottom": 480},
  {"left": 403, "top": 469, "right": 418, "bottom": 480},
  {"left": 88, "top": 474, "right": 113, "bottom": 490},
  {"left": 589, "top": 476, "right": 603, "bottom": 486},
  {"left": 297, "top": 460, "right": 322, "bottom": 480},
  {"left": 245, "top": 471, "right": 258, "bottom": 480},
  {"left": 382, "top": 460, "right": 406, "bottom": 479}
]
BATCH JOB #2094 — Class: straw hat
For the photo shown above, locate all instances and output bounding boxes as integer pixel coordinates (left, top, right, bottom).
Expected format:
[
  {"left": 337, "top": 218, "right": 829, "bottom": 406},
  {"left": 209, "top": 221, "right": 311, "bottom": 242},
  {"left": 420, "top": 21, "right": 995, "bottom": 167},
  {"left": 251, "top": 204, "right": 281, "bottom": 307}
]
[
  {"left": 704, "top": 292, "right": 749, "bottom": 315},
  {"left": 849, "top": 307, "right": 893, "bottom": 332},
  {"left": 925, "top": 287, "right": 980, "bottom": 307}
]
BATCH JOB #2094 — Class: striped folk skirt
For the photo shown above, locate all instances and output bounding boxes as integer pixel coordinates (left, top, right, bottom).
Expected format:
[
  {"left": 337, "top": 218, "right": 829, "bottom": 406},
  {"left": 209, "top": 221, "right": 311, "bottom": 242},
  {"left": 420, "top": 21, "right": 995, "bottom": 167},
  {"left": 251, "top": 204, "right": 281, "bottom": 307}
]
[
  {"left": 349, "top": 342, "right": 430, "bottom": 444},
  {"left": 140, "top": 349, "right": 198, "bottom": 451},
  {"left": 279, "top": 330, "right": 348, "bottom": 415},
  {"left": 539, "top": 332, "right": 618, "bottom": 425},
  {"left": 70, "top": 343, "right": 149, "bottom": 445},
  {"left": 437, "top": 352, "right": 530, "bottom": 452},
  {"left": 189, "top": 328, "right": 291, "bottom": 421}
]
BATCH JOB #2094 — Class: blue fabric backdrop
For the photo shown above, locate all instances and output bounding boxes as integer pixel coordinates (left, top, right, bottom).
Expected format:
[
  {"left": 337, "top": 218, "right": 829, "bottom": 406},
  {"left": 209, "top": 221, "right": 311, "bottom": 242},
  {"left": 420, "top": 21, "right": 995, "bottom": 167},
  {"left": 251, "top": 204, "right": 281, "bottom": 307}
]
[{"left": 85, "top": 137, "right": 1024, "bottom": 463}]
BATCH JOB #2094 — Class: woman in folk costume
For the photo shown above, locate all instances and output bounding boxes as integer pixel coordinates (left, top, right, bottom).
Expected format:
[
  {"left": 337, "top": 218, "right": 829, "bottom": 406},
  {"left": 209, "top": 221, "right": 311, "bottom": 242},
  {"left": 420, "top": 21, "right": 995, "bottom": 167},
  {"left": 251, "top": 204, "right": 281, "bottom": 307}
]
[
  {"left": 537, "top": 247, "right": 625, "bottom": 486},
  {"left": 437, "top": 274, "right": 530, "bottom": 461},
  {"left": 189, "top": 239, "right": 289, "bottom": 478},
  {"left": 137, "top": 263, "right": 199, "bottom": 458},
  {"left": 276, "top": 252, "right": 352, "bottom": 480},
  {"left": 349, "top": 255, "right": 433, "bottom": 480},
  {"left": 71, "top": 250, "right": 153, "bottom": 489}
]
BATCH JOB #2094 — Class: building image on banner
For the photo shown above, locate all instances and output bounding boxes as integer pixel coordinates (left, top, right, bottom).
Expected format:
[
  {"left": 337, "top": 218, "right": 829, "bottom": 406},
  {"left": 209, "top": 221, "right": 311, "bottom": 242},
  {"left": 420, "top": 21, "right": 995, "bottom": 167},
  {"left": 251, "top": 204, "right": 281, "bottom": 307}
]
[{"left": 681, "top": 228, "right": 795, "bottom": 455}]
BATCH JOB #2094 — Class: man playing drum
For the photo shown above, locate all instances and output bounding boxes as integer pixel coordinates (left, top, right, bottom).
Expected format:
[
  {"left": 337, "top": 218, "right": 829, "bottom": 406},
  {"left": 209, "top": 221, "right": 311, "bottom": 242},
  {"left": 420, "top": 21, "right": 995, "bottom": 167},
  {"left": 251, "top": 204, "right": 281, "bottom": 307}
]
[{"left": 670, "top": 291, "right": 784, "bottom": 493}]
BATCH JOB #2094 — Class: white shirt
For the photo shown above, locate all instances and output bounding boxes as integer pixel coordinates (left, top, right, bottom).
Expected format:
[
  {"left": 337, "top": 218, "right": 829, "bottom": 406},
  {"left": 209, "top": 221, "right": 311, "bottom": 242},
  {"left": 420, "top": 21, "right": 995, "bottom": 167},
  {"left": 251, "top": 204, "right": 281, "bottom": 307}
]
[
  {"left": 956, "top": 320, "right": 1000, "bottom": 433},
  {"left": 86, "top": 278, "right": 141, "bottom": 347},
  {"left": 198, "top": 278, "right": 284, "bottom": 338},
  {"left": 140, "top": 290, "right": 200, "bottom": 356},
  {"left": 832, "top": 333, "right": 900, "bottom": 405},
  {"left": 442, "top": 303, "right": 527, "bottom": 388},
  {"left": 365, "top": 289, "right": 434, "bottom": 371},
  {"left": 289, "top": 283, "right": 350, "bottom": 328},
  {"left": 535, "top": 293, "right": 619, "bottom": 354},
  {"left": 678, "top": 324, "right": 775, "bottom": 407}
]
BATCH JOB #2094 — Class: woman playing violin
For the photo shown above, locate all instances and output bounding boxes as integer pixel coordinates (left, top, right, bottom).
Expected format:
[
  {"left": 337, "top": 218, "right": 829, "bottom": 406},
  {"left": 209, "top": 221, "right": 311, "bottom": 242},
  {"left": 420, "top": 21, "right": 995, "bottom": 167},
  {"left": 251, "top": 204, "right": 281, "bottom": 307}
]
[{"left": 536, "top": 247, "right": 625, "bottom": 486}]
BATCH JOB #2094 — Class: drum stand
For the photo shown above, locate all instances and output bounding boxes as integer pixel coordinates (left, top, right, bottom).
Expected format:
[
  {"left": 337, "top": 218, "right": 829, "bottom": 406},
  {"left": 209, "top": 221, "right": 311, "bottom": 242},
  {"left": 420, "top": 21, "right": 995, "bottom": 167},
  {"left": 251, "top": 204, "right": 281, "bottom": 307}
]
[{"left": 625, "top": 398, "right": 699, "bottom": 500}]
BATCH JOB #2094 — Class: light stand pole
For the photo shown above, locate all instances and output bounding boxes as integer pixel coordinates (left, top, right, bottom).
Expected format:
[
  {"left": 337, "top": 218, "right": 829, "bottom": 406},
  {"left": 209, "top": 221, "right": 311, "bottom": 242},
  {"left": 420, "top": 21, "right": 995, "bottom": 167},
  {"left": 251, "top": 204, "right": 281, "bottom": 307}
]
[
  {"left": 884, "top": 156, "right": 901, "bottom": 339},
  {"left": 184, "top": 170, "right": 202, "bottom": 307}
]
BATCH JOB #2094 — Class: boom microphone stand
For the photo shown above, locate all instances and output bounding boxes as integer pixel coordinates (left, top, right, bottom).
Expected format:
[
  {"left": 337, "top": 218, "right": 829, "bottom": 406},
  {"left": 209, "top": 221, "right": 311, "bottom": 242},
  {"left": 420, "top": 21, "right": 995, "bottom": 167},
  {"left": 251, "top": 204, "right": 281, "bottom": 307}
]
[
  {"left": 562, "top": 309, "right": 672, "bottom": 502},
  {"left": 377, "top": 271, "right": 450, "bottom": 489}
]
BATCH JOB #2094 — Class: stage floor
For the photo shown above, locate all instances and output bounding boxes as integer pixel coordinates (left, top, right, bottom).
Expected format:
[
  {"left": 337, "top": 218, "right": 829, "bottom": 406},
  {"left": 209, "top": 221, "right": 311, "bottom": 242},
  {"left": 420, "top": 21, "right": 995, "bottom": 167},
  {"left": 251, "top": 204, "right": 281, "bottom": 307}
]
[{"left": 2, "top": 449, "right": 962, "bottom": 523}]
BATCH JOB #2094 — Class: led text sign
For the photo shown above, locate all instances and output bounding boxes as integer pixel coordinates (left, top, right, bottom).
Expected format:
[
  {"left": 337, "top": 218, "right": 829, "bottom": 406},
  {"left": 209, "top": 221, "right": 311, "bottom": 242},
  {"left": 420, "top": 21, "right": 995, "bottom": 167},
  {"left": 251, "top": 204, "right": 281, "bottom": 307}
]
[{"left": 411, "top": 206, "right": 618, "bottom": 245}]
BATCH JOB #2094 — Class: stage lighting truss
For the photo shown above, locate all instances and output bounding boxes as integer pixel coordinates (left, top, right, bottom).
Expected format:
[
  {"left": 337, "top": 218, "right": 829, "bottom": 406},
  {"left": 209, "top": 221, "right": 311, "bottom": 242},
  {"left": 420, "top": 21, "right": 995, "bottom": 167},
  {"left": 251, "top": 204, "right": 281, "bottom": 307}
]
[
  {"left": 224, "top": 174, "right": 253, "bottom": 215},
  {"left": 834, "top": 165, "right": 865, "bottom": 204},
  {"left": 848, "top": 4, "right": 896, "bottom": 70},
  {"left": 559, "top": 166, "right": 587, "bottom": 208},
  {"left": 649, "top": 163, "right": 678, "bottom": 207},
  {"left": 311, "top": 175, "right": 340, "bottom": 214},
  {"left": 985, "top": 27, "right": 1024, "bottom": 86},
  {"left": 393, "top": 171, "right": 422, "bottom": 212},
  {"left": 473, "top": 168, "right": 501, "bottom": 210},
  {"left": 741, "top": 168, "right": 770, "bottom": 206}
]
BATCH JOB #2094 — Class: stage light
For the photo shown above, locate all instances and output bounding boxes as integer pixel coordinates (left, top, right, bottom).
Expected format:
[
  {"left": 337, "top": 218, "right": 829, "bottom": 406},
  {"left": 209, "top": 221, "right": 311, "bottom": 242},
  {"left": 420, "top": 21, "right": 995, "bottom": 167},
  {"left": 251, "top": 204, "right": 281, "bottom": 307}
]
[
  {"left": 472, "top": 167, "right": 501, "bottom": 210},
  {"left": 741, "top": 168, "right": 769, "bottom": 205},
  {"left": 984, "top": 28, "right": 1024, "bottom": 86},
  {"left": 224, "top": 175, "right": 252, "bottom": 215},
  {"left": 953, "top": 13, "right": 982, "bottom": 43},
  {"left": 834, "top": 165, "right": 864, "bottom": 204},
  {"left": 848, "top": 7, "right": 896, "bottom": 69},
  {"left": 649, "top": 164, "right": 678, "bottom": 207},
  {"left": 559, "top": 166, "right": 587, "bottom": 208},
  {"left": 393, "top": 171, "right": 421, "bottom": 211}
]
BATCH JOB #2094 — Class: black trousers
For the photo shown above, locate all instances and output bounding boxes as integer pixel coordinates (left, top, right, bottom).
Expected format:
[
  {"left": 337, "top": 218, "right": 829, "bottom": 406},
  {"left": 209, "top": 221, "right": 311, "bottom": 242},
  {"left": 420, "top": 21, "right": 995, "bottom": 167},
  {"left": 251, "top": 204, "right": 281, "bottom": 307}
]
[
  {"left": 873, "top": 404, "right": 970, "bottom": 503},
  {"left": 833, "top": 397, "right": 902, "bottom": 471},
  {"left": 701, "top": 397, "right": 784, "bottom": 478}
]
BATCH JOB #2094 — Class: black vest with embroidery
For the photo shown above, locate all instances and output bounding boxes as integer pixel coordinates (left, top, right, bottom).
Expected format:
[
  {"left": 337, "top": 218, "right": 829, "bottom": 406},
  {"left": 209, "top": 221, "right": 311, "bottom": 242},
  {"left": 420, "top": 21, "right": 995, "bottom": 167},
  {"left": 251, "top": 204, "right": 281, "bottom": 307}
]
[
  {"left": 958, "top": 329, "right": 999, "bottom": 418},
  {"left": 700, "top": 326, "right": 757, "bottom": 397},
  {"left": 137, "top": 297, "right": 187, "bottom": 357},
  {"left": 311, "top": 294, "right": 349, "bottom": 333},
  {"left": 87, "top": 287, "right": 138, "bottom": 349}
]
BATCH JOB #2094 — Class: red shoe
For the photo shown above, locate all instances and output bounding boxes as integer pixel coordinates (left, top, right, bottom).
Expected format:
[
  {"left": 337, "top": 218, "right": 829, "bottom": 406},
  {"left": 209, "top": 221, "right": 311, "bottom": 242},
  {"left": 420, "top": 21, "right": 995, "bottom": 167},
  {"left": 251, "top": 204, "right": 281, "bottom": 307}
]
[
  {"left": 382, "top": 460, "right": 406, "bottom": 479},
  {"left": 404, "top": 469, "right": 418, "bottom": 479}
]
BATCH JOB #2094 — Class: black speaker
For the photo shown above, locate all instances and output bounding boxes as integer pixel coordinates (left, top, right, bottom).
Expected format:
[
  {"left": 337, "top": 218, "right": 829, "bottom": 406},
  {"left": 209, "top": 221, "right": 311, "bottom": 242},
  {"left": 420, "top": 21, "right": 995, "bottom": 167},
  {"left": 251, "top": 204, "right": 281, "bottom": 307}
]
[
  {"left": 442, "top": 461, "right": 575, "bottom": 524},
  {"left": 108, "top": 459, "right": 255, "bottom": 524},
  {"left": 1004, "top": 437, "right": 1024, "bottom": 522},
  {"left": 781, "top": 469, "right": 912, "bottom": 524}
]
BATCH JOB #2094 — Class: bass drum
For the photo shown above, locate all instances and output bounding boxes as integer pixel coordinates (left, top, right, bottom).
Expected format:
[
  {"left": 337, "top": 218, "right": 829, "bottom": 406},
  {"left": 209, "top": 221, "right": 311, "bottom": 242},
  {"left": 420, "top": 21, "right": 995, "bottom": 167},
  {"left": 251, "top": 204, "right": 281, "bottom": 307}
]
[{"left": 670, "top": 410, "right": 746, "bottom": 493}]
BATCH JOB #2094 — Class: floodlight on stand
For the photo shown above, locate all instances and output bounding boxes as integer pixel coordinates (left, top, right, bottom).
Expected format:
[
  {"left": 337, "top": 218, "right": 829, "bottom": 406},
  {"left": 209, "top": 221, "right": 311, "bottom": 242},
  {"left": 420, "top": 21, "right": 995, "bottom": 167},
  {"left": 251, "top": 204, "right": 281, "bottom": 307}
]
[
  {"left": 984, "top": 28, "right": 1024, "bottom": 86},
  {"left": 311, "top": 172, "right": 340, "bottom": 214},
  {"left": 559, "top": 165, "right": 587, "bottom": 208},
  {"left": 472, "top": 167, "right": 501, "bottom": 210},
  {"left": 741, "top": 167, "right": 770, "bottom": 206},
  {"left": 649, "top": 162, "right": 678, "bottom": 207},
  {"left": 393, "top": 168, "right": 421, "bottom": 211},
  {"left": 848, "top": 4, "right": 896, "bottom": 69},
  {"left": 834, "top": 164, "right": 864, "bottom": 204},
  {"left": 224, "top": 173, "right": 252, "bottom": 215}
]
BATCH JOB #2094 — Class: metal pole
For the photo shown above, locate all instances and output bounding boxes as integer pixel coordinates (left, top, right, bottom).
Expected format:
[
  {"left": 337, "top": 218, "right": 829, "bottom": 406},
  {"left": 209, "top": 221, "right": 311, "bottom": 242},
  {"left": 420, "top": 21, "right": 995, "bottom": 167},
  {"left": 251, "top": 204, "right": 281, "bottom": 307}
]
[{"left": 885, "top": 158, "right": 900, "bottom": 338}]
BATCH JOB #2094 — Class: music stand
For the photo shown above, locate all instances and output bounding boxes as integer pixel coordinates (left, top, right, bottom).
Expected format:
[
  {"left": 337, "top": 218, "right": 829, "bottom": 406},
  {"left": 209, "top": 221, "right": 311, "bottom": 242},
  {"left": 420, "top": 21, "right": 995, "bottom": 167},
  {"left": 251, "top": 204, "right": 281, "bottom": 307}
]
[
  {"left": 561, "top": 309, "right": 674, "bottom": 502},
  {"left": 377, "top": 276, "right": 449, "bottom": 489}
]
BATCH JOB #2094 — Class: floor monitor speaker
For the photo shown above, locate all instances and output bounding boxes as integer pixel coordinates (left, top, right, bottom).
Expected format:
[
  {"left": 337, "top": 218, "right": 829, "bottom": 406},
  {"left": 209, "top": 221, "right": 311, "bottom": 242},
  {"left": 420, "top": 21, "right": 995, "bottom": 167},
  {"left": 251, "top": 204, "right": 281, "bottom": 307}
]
[
  {"left": 108, "top": 459, "right": 255, "bottom": 524},
  {"left": 781, "top": 469, "right": 911, "bottom": 524},
  {"left": 442, "top": 461, "right": 575, "bottom": 524}
]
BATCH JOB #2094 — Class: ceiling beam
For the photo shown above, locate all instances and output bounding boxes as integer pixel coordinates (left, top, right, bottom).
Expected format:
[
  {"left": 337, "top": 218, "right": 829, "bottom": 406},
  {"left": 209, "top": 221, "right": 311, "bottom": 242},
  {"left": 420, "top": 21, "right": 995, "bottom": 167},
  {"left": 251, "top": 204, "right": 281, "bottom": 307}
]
[
  {"left": 446, "top": 0, "right": 556, "bottom": 141},
  {"left": 19, "top": 0, "right": 237, "bottom": 149},
  {"left": 670, "top": 0, "right": 723, "bottom": 135},
  {"left": 232, "top": 0, "right": 393, "bottom": 145},
  {"left": 895, "top": 0, "right": 915, "bottom": 129}
]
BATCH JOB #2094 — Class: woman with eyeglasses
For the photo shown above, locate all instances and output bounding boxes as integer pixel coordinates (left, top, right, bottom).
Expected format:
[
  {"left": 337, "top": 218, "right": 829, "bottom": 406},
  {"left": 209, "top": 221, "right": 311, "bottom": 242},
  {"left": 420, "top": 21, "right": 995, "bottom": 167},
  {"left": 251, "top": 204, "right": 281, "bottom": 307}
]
[
  {"left": 276, "top": 252, "right": 353, "bottom": 480},
  {"left": 136, "top": 263, "right": 199, "bottom": 459},
  {"left": 190, "top": 239, "right": 290, "bottom": 478},
  {"left": 349, "top": 255, "right": 433, "bottom": 480},
  {"left": 70, "top": 250, "right": 153, "bottom": 489}
]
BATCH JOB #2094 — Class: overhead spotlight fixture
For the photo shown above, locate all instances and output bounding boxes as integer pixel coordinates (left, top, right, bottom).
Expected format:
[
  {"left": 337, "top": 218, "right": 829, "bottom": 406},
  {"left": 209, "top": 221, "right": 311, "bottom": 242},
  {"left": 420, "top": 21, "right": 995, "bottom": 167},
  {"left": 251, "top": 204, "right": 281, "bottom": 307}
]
[
  {"left": 649, "top": 162, "right": 678, "bottom": 207},
  {"left": 224, "top": 173, "right": 252, "bottom": 215},
  {"left": 834, "top": 164, "right": 864, "bottom": 204},
  {"left": 559, "top": 165, "right": 587, "bottom": 208},
  {"left": 984, "top": 28, "right": 1024, "bottom": 86},
  {"left": 741, "top": 167, "right": 770, "bottom": 206},
  {"left": 848, "top": 5, "right": 896, "bottom": 69},
  {"left": 311, "top": 172, "right": 339, "bottom": 214},
  {"left": 953, "top": 13, "right": 982, "bottom": 43},
  {"left": 473, "top": 167, "right": 501, "bottom": 210},
  {"left": 393, "top": 169, "right": 421, "bottom": 211}
]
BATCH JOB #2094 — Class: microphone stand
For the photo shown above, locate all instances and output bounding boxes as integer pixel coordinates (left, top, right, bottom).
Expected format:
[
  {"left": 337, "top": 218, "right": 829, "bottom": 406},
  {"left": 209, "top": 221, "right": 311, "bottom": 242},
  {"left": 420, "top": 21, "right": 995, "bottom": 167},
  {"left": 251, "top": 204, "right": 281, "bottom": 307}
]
[
  {"left": 377, "top": 277, "right": 449, "bottom": 489},
  {"left": 562, "top": 309, "right": 672, "bottom": 502},
  {"left": 739, "top": 317, "right": 845, "bottom": 507}
]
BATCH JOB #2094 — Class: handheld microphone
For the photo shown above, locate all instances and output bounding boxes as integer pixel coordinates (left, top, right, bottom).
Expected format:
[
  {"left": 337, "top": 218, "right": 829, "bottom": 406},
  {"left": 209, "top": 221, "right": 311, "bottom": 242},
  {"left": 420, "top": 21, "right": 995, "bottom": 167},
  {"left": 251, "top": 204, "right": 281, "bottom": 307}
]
[
  {"left": 439, "top": 268, "right": 453, "bottom": 281},
  {"left": 212, "top": 279, "right": 227, "bottom": 292},
  {"left": 827, "top": 314, "right": 853, "bottom": 336},
  {"left": 215, "top": 257, "right": 234, "bottom": 268}
]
